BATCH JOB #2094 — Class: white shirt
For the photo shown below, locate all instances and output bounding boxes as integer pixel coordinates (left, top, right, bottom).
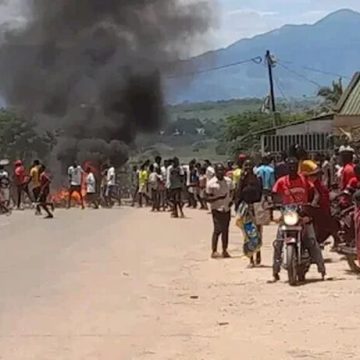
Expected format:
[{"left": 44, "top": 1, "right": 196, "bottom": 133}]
[
  {"left": 206, "top": 176, "right": 234, "bottom": 212},
  {"left": 68, "top": 165, "right": 83, "bottom": 186},
  {"left": 107, "top": 166, "right": 116, "bottom": 186},
  {"left": 206, "top": 166, "right": 215, "bottom": 181},
  {"left": 183, "top": 165, "right": 191, "bottom": 186},
  {"left": 86, "top": 173, "right": 96, "bottom": 194},
  {"left": 161, "top": 166, "right": 167, "bottom": 178},
  {"left": 148, "top": 172, "right": 159, "bottom": 190}
]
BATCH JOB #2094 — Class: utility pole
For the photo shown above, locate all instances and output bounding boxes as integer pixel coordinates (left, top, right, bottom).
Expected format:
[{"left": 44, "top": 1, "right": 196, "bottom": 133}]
[
  {"left": 265, "top": 50, "right": 278, "bottom": 126},
  {"left": 265, "top": 50, "right": 276, "bottom": 112}
]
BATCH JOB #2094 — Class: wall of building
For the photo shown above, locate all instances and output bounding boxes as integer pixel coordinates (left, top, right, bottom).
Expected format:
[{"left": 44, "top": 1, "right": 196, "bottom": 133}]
[
  {"left": 276, "top": 119, "right": 333, "bottom": 135},
  {"left": 334, "top": 115, "right": 360, "bottom": 132}
]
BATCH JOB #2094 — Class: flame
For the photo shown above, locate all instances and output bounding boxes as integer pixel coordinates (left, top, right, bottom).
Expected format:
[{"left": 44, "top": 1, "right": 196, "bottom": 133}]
[
  {"left": 51, "top": 161, "right": 98, "bottom": 207},
  {"left": 51, "top": 187, "right": 87, "bottom": 206}
]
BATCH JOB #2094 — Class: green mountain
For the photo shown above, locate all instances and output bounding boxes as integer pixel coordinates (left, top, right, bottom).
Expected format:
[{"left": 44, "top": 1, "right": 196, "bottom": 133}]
[{"left": 166, "top": 9, "right": 360, "bottom": 103}]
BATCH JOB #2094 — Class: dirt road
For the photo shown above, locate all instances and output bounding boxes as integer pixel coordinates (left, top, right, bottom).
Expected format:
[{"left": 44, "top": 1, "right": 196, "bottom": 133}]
[{"left": 0, "top": 208, "right": 359, "bottom": 359}]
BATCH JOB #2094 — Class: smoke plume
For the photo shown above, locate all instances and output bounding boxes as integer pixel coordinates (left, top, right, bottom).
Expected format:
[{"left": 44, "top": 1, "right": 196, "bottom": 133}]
[{"left": 0, "top": 0, "right": 213, "bottom": 168}]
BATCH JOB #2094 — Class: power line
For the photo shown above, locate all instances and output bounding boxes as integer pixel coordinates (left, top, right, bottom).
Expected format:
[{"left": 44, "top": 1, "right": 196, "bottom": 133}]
[
  {"left": 278, "top": 59, "right": 351, "bottom": 79},
  {"left": 277, "top": 61, "right": 322, "bottom": 88},
  {"left": 301, "top": 65, "right": 351, "bottom": 79},
  {"left": 166, "top": 56, "right": 263, "bottom": 79},
  {"left": 274, "top": 74, "right": 289, "bottom": 101}
]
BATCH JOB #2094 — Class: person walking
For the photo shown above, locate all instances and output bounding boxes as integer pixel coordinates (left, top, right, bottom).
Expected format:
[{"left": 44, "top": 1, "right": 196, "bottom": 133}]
[
  {"left": 236, "top": 159, "right": 267, "bottom": 266},
  {"left": 206, "top": 163, "right": 234, "bottom": 259},
  {"left": 67, "top": 160, "right": 85, "bottom": 209},
  {"left": 36, "top": 165, "right": 54, "bottom": 219},
  {"left": 30, "top": 160, "right": 42, "bottom": 214}
]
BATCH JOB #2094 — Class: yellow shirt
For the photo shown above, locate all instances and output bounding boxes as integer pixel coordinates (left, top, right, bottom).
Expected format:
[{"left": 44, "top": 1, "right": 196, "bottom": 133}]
[
  {"left": 30, "top": 165, "right": 40, "bottom": 187},
  {"left": 138, "top": 170, "right": 149, "bottom": 187},
  {"left": 233, "top": 168, "right": 242, "bottom": 186}
]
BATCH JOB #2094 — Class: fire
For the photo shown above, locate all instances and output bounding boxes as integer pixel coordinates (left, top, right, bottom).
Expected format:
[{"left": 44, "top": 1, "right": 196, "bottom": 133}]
[
  {"left": 51, "top": 161, "right": 98, "bottom": 207},
  {"left": 51, "top": 187, "right": 87, "bottom": 207}
]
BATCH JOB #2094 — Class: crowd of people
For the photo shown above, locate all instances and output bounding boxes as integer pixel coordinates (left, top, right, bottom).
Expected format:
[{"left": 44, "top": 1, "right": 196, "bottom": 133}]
[
  {"left": 0, "top": 159, "right": 121, "bottom": 218},
  {"left": 129, "top": 145, "right": 360, "bottom": 281},
  {"left": 1, "top": 144, "right": 360, "bottom": 282}
]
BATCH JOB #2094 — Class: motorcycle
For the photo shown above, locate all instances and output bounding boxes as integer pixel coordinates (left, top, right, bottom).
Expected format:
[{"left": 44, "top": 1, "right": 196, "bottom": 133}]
[
  {"left": 331, "top": 193, "right": 360, "bottom": 273},
  {"left": 277, "top": 204, "right": 313, "bottom": 286},
  {"left": 336, "top": 206, "right": 360, "bottom": 273}
]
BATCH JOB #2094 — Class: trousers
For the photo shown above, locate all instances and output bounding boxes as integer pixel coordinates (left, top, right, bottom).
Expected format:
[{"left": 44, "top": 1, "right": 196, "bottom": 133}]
[
  {"left": 211, "top": 210, "right": 231, "bottom": 252},
  {"left": 273, "top": 223, "right": 325, "bottom": 275}
]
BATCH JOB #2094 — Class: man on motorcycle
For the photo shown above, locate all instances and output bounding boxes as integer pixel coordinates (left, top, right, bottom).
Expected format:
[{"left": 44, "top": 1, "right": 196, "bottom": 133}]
[{"left": 272, "top": 157, "right": 326, "bottom": 281}]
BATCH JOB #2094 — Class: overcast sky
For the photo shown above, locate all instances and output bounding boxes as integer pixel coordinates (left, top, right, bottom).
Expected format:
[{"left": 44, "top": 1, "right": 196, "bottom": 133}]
[{"left": 212, "top": 0, "right": 360, "bottom": 48}]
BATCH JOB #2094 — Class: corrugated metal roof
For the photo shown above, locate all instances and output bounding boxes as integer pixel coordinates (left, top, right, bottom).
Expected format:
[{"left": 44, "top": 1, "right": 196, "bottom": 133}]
[{"left": 337, "top": 72, "right": 360, "bottom": 115}]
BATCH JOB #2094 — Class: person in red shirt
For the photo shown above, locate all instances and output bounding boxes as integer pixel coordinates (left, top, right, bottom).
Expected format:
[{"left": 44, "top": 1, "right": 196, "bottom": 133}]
[
  {"left": 272, "top": 157, "right": 325, "bottom": 281},
  {"left": 307, "top": 167, "right": 340, "bottom": 248},
  {"left": 14, "top": 160, "right": 33, "bottom": 210},
  {"left": 346, "top": 163, "right": 360, "bottom": 193},
  {"left": 272, "top": 158, "right": 314, "bottom": 205},
  {"left": 340, "top": 147, "right": 355, "bottom": 190},
  {"left": 36, "top": 164, "right": 54, "bottom": 219}
]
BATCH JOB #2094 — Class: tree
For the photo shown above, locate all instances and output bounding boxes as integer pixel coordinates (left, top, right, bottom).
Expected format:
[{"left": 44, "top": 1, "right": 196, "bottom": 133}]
[
  {"left": 0, "top": 109, "right": 55, "bottom": 162},
  {"left": 317, "top": 78, "right": 343, "bottom": 112},
  {"left": 217, "top": 111, "right": 307, "bottom": 156}
]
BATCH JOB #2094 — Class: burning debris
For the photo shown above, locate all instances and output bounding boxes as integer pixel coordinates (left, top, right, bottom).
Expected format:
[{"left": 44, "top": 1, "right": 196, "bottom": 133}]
[{"left": 0, "top": 0, "right": 214, "bottom": 169}]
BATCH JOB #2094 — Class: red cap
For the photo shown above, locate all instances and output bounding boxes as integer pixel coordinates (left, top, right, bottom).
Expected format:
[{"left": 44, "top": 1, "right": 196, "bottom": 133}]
[
  {"left": 238, "top": 154, "right": 247, "bottom": 161},
  {"left": 14, "top": 160, "right": 22, "bottom": 166}
]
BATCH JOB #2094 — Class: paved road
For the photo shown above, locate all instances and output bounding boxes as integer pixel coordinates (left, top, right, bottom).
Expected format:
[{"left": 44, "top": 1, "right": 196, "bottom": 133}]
[{"left": 0, "top": 208, "right": 359, "bottom": 359}]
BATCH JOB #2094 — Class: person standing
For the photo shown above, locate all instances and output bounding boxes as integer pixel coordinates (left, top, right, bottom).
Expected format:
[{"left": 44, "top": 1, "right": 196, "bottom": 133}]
[
  {"left": 85, "top": 166, "right": 99, "bottom": 209},
  {"left": 0, "top": 164, "right": 10, "bottom": 213},
  {"left": 206, "top": 163, "right": 234, "bottom": 259},
  {"left": 274, "top": 152, "right": 289, "bottom": 180},
  {"left": 339, "top": 146, "right": 355, "bottom": 190},
  {"left": 14, "top": 160, "right": 32, "bottom": 210},
  {"left": 105, "top": 163, "right": 116, "bottom": 207},
  {"left": 131, "top": 165, "right": 139, "bottom": 207},
  {"left": 148, "top": 164, "right": 160, "bottom": 211},
  {"left": 168, "top": 157, "right": 185, "bottom": 218},
  {"left": 36, "top": 165, "right": 54, "bottom": 219},
  {"left": 256, "top": 155, "right": 275, "bottom": 221},
  {"left": 198, "top": 166, "right": 208, "bottom": 210},
  {"left": 204, "top": 160, "right": 215, "bottom": 181},
  {"left": 233, "top": 154, "right": 247, "bottom": 188},
  {"left": 138, "top": 163, "right": 149, "bottom": 207},
  {"left": 67, "top": 161, "right": 85, "bottom": 209}
]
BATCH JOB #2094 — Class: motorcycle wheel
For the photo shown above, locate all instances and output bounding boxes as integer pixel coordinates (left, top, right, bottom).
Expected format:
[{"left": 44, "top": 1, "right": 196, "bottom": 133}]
[
  {"left": 346, "top": 255, "right": 360, "bottom": 273},
  {"left": 286, "top": 245, "right": 298, "bottom": 286}
]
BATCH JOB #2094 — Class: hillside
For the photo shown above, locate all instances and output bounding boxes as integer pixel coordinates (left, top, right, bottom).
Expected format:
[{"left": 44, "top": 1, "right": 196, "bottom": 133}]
[{"left": 166, "top": 9, "right": 360, "bottom": 103}]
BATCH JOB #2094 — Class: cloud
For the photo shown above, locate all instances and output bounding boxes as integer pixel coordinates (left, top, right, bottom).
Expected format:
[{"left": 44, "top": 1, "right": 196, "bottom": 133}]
[{"left": 227, "top": 9, "right": 279, "bottom": 17}]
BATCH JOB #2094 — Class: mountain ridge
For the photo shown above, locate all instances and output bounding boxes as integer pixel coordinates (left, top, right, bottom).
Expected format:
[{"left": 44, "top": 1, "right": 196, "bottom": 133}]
[{"left": 166, "top": 9, "right": 360, "bottom": 103}]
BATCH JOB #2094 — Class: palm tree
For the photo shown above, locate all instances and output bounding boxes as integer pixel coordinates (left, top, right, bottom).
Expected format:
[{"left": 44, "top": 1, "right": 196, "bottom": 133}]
[{"left": 317, "top": 78, "right": 343, "bottom": 112}]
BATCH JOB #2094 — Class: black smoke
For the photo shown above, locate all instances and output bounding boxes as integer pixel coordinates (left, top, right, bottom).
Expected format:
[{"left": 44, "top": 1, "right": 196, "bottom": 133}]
[{"left": 0, "top": 0, "right": 213, "bottom": 168}]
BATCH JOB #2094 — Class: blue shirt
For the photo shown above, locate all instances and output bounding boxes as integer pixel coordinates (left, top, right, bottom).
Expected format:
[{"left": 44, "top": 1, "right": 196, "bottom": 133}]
[{"left": 256, "top": 165, "right": 275, "bottom": 191}]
